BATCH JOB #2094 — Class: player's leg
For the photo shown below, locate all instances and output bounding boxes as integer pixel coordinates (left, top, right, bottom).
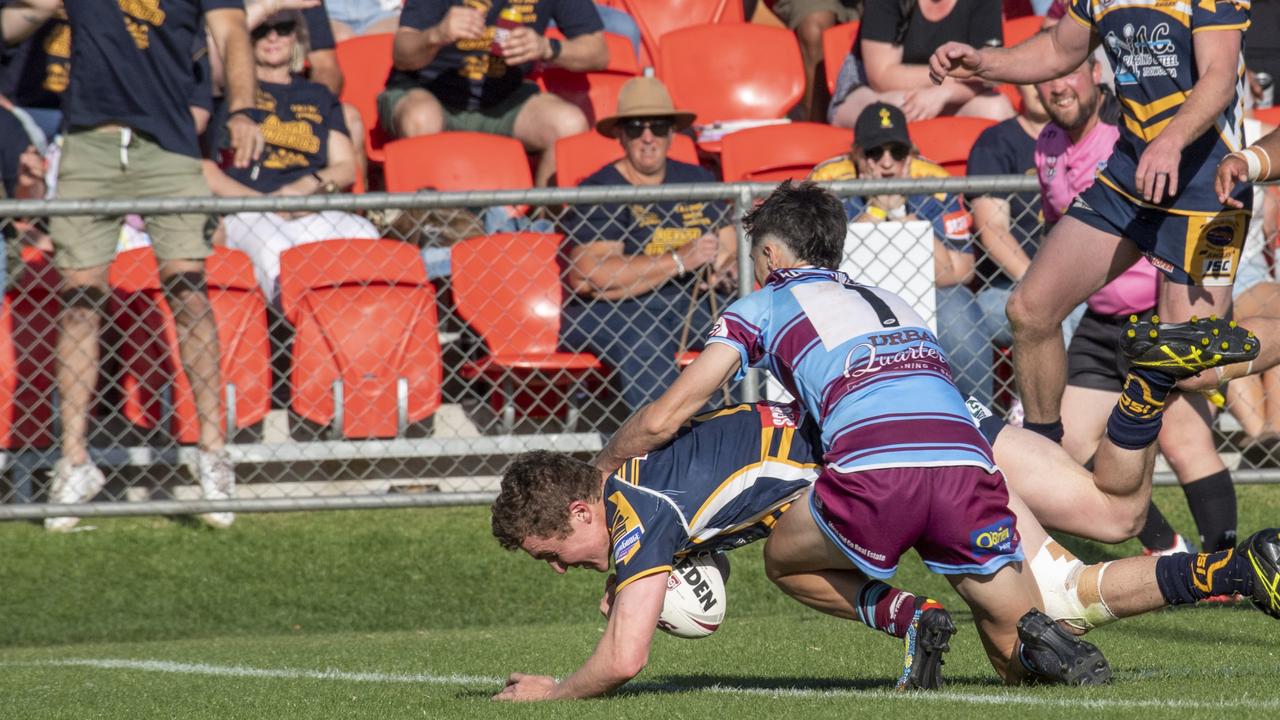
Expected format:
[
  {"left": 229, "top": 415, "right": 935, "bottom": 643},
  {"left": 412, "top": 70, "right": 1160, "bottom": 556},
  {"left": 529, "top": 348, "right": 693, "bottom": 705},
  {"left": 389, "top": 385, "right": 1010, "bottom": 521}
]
[
  {"left": 1006, "top": 216, "right": 1141, "bottom": 442},
  {"left": 1060, "top": 385, "right": 1115, "bottom": 464},
  {"left": 1160, "top": 393, "right": 1237, "bottom": 552}
]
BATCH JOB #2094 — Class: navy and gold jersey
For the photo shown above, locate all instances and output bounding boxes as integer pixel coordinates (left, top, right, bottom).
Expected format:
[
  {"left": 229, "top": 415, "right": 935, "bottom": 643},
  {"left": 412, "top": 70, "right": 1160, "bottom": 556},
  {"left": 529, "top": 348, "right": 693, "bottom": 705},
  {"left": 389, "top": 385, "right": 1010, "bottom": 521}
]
[
  {"left": 605, "top": 403, "right": 822, "bottom": 592},
  {"left": 1067, "top": 0, "right": 1251, "bottom": 214}
]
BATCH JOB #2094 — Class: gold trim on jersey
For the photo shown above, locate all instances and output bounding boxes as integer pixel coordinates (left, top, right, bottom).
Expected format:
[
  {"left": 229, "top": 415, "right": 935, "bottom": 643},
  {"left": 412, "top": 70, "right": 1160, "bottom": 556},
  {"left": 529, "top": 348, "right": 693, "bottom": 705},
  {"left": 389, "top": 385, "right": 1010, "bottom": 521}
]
[
  {"left": 692, "top": 404, "right": 754, "bottom": 422},
  {"left": 691, "top": 491, "right": 805, "bottom": 544},
  {"left": 1191, "top": 21, "right": 1249, "bottom": 33},
  {"left": 1094, "top": 173, "right": 1243, "bottom": 217},
  {"left": 1119, "top": 91, "right": 1188, "bottom": 123},
  {"left": 688, "top": 457, "right": 818, "bottom": 534},
  {"left": 614, "top": 564, "right": 672, "bottom": 593},
  {"left": 1093, "top": 0, "right": 1191, "bottom": 26},
  {"left": 1123, "top": 114, "right": 1174, "bottom": 142}
]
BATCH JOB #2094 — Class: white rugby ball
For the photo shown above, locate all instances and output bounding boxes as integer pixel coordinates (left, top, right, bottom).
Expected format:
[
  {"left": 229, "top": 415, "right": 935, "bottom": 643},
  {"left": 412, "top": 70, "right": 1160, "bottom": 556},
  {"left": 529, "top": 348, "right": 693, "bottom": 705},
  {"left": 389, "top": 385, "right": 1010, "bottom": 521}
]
[{"left": 657, "top": 553, "right": 730, "bottom": 639}]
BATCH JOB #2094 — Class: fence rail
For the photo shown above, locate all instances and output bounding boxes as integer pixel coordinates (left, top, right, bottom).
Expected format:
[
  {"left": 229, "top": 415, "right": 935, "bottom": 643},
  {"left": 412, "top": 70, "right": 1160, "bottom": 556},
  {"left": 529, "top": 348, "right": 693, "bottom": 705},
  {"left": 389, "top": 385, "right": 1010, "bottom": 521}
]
[{"left": 1, "top": 175, "right": 1276, "bottom": 521}]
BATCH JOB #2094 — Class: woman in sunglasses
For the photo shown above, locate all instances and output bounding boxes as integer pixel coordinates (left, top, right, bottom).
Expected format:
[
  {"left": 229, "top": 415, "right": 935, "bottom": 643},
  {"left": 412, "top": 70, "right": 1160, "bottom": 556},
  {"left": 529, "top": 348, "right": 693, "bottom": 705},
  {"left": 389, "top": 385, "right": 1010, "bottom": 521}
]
[
  {"left": 560, "top": 77, "right": 737, "bottom": 415},
  {"left": 203, "top": 10, "right": 378, "bottom": 304},
  {"left": 811, "top": 101, "right": 986, "bottom": 406}
]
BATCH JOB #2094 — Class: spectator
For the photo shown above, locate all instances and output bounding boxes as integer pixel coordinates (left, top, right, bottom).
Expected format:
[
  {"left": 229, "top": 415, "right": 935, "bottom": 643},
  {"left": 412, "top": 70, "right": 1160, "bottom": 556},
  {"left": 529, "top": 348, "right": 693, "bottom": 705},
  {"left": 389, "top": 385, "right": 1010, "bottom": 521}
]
[
  {"left": 0, "top": 6, "right": 69, "bottom": 144},
  {"left": 810, "top": 101, "right": 985, "bottom": 402},
  {"left": 204, "top": 10, "right": 378, "bottom": 304},
  {"left": 965, "top": 83, "right": 1056, "bottom": 407},
  {"left": 560, "top": 77, "right": 736, "bottom": 413},
  {"left": 380, "top": 0, "right": 607, "bottom": 186},
  {"left": 828, "top": 0, "right": 1013, "bottom": 127},
  {"left": 1245, "top": 0, "right": 1280, "bottom": 109},
  {"left": 769, "top": 0, "right": 862, "bottom": 121},
  {"left": 26, "top": 0, "right": 265, "bottom": 532},
  {"left": 0, "top": 102, "right": 48, "bottom": 291},
  {"left": 328, "top": 0, "right": 402, "bottom": 42}
]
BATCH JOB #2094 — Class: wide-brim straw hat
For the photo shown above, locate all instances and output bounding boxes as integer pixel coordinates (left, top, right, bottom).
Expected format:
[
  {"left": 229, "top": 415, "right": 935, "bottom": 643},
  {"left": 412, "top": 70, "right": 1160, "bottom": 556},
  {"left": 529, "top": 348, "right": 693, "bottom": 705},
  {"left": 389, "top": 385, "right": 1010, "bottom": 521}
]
[{"left": 596, "top": 77, "right": 697, "bottom": 138}]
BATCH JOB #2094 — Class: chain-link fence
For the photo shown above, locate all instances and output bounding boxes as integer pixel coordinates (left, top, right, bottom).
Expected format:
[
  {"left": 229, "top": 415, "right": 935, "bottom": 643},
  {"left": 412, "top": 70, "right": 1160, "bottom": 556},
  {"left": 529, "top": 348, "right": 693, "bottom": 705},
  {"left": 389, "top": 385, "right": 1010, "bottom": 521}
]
[{"left": 1, "top": 175, "right": 1276, "bottom": 520}]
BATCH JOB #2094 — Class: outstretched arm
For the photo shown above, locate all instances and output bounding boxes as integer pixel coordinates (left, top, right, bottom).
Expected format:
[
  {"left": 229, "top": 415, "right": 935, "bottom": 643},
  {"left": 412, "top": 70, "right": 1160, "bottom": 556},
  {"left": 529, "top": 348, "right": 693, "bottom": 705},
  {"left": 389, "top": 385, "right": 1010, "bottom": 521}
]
[
  {"left": 494, "top": 572, "right": 667, "bottom": 701},
  {"left": 1217, "top": 124, "right": 1280, "bottom": 207},
  {"left": 929, "top": 14, "right": 1094, "bottom": 87}
]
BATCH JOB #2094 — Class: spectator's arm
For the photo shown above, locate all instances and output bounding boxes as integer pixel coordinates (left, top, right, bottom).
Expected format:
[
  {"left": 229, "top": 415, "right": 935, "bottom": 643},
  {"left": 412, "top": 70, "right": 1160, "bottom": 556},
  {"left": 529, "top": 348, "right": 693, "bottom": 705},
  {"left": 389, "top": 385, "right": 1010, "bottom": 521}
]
[
  {"left": 274, "top": 129, "right": 357, "bottom": 195},
  {"left": 308, "top": 49, "right": 344, "bottom": 96},
  {"left": 0, "top": 0, "right": 57, "bottom": 46},
  {"left": 970, "top": 196, "right": 1031, "bottom": 281},
  {"left": 245, "top": 0, "right": 321, "bottom": 30},
  {"left": 207, "top": 7, "right": 265, "bottom": 167},
  {"left": 393, "top": 6, "right": 485, "bottom": 72},
  {"left": 566, "top": 234, "right": 719, "bottom": 300},
  {"left": 550, "top": 29, "right": 607, "bottom": 72},
  {"left": 202, "top": 160, "right": 264, "bottom": 198},
  {"left": 933, "top": 240, "right": 973, "bottom": 287}
]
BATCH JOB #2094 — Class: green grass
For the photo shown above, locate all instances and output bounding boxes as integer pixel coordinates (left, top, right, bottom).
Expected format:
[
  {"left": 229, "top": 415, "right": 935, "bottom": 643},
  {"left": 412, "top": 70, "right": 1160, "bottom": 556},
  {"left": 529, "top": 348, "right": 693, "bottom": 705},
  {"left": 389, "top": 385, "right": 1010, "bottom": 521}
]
[{"left": 2, "top": 486, "right": 1279, "bottom": 719}]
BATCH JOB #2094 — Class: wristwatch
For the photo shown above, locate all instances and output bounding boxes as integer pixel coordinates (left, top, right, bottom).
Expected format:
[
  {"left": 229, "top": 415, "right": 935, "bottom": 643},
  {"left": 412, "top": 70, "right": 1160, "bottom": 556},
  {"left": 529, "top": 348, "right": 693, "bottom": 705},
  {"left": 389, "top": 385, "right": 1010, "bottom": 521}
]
[
  {"left": 312, "top": 171, "right": 340, "bottom": 195},
  {"left": 547, "top": 38, "right": 562, "bottom": 62}
]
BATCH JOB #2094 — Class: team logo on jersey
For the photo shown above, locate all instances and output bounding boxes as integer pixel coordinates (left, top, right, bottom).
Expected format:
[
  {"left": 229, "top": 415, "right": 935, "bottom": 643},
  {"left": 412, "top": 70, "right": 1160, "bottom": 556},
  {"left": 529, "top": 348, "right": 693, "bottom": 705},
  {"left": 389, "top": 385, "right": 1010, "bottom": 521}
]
[
  {"left": 609, "top": 491, "right": 645, "bottom": 566},
  {"left": 971, "top": 519, "right": 1015, "bottom": 555},
  {"left": 1205, "top": 223, "right": 1237, "bottom": 248},
  {"left": 1105, "top": 22, "right": 1178, "bottom": 85}
]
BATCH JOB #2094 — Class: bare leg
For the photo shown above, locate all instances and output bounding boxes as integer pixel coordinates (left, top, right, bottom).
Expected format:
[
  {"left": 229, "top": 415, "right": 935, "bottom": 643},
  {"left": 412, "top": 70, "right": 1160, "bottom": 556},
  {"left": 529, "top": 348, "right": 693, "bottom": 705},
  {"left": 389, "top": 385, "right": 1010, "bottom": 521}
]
[
  {"left": 794, "top": 11, "right": 836, "bottom": 122},
  {"left": 945, "top": 565, "right": 1041, "bottom": 683},
  {"left": 1160, "top": 393, "right": 1225, "bottom": 484},
  {"left": 56, "top": 266, "right": 111, "bottom": 465},
  {"left": 1007, "top": 218, "right": 1139, "bottom": 426},
  {"left": 159, "top": 259, "right": 225, "bottom": 452},
  {"left": 511, "top": 93, "right": 589, "bottom": 187},
  {"left": 1060, "top": 385, "right": 1116, "bottom": 464},
  {"left": 764, "top": 489, "right": 869, "bottom": 618},
  {"left": 1157, "top": 274, "right": 1234, "bottom": 326}
]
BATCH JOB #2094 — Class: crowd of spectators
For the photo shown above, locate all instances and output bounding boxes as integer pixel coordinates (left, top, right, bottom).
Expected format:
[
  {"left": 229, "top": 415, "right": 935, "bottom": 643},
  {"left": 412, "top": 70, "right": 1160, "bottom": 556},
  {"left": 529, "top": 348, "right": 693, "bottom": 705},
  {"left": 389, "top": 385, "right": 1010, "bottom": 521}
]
[{"left": 0, "top": 0, "right": 1277, "bottom": 535}]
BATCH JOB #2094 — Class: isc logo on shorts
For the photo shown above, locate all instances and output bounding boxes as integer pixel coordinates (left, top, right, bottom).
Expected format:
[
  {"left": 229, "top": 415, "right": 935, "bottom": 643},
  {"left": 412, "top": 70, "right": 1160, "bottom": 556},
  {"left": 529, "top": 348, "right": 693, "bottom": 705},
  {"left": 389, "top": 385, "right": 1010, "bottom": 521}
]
[{"left": 971, "top": 519, "right": 1014, "bottom": 555}]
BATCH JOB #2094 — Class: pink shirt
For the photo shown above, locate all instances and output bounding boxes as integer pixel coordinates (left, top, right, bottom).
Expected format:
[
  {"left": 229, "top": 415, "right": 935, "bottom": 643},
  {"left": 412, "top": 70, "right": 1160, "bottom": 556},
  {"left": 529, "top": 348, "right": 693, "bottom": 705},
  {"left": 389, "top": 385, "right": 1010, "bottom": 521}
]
[{"left": 1036, "top": 120, "right": 1157, "bottom": 316}]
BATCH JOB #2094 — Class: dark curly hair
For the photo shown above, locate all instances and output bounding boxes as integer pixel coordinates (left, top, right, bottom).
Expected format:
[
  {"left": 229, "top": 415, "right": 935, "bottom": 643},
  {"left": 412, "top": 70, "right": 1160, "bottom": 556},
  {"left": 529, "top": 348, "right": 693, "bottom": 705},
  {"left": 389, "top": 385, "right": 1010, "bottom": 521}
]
[
  {"left": 743, "top": 180, "right": 847, "bottom": 270},
  {"left": 491, "top": 451, "right": 603, "bottom": 551}
]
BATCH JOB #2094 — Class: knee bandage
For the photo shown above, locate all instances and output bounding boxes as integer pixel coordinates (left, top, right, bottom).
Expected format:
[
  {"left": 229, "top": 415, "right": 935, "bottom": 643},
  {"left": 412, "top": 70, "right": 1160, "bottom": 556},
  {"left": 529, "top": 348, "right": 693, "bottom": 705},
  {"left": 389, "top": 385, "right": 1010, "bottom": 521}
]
[{"left": 1029, "top": 538, "right": 1119, "bottom": 632}]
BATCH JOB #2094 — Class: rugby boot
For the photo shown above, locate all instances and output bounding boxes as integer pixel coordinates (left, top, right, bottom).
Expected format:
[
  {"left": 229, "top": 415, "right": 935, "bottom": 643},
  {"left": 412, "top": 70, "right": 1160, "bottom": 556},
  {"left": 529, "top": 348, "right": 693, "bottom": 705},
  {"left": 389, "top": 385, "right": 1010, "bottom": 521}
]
[
  {"left": 1120, "top": 314, "right": 1259, "bottom": 379},
  {"left": 895, "top": 600, "right": 955, "bottom": 691},
  {"left": 1236, "top": 528, "right": 1280, "bottom": 619},
  {"left": 1016, "top": 609, "right": 1112, "bottom": 686}
]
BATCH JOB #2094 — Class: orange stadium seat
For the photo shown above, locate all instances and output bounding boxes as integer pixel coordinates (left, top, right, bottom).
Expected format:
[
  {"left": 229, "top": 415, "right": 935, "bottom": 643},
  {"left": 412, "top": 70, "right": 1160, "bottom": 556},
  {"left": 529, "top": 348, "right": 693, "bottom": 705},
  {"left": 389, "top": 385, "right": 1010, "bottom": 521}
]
[
  {"left": 1002, "top": 15, "right": 1044, "bottom": 48},
  {"left": 335, "top": 33, "right": 395, "bottom": 168},
  {"left": 908, "top": 117, "right": 998, "bottom": 175},
  {"left": 614, "top": 0, "right": 744, "bottom": 68},
  {"left": 658, "top": 24, "right": 804, "bottom": 128},
  {"left": 1253, "top": 106, "right": 1280, "bottom": 127},
  {"left": 383, "top": 132, "right": 533, "bottom": 192},
  {"left": 720, "top": 122, "right": 853, "bottom": 182},
  {"left": 822, "top": 20, "right": 860, "bottom": 95},
  {"left": 0, "top": 250, "right": 62, "bottom": 450},
  {"left": 109, "top": 247, "right": 271, "bottom": 444},
  {"left": 553, "top": 129, "right": 699, "bottom": 186},
  {"left": 452, "top": 232, "right": 604, "bottom": 430},
  {"left": 541, "top": 33, "right": 640, "bottom": 125},
  {"left": 279, "top": 239, "right": 441, "bottom": 439}
]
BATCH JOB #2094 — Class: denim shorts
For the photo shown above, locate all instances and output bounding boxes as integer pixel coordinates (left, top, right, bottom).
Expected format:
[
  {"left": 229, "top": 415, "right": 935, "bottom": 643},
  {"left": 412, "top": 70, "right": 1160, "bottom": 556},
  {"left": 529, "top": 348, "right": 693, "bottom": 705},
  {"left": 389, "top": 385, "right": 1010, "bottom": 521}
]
[{"left": 327, "top": 0, "right": 400, "bottom": 34}]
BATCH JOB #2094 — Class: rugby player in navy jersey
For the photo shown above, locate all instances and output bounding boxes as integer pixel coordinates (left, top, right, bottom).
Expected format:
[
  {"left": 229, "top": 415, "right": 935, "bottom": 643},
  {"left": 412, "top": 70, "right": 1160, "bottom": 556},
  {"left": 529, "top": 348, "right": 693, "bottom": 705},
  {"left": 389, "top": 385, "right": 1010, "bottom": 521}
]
[
  {"left": 490, "top": 397, "right": 1279, "bottom": 701},
  {"left": 929, "top": 0, "right": 1259, "bottom": 459}
]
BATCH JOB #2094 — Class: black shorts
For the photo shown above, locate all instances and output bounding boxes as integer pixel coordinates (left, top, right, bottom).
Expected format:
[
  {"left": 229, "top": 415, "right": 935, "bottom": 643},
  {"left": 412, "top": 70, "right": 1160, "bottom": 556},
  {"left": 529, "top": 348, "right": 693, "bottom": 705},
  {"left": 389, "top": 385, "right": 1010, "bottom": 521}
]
[{"left": 1066, "top": 308, "right": 1155, "bottom": 393}]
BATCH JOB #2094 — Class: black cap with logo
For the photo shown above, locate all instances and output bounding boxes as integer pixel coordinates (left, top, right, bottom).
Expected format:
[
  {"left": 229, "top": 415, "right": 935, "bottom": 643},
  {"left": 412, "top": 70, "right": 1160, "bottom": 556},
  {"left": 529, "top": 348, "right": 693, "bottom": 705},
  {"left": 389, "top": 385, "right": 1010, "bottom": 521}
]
[{"left": 854, "top": 102, "right": 912, "bottom": 150}]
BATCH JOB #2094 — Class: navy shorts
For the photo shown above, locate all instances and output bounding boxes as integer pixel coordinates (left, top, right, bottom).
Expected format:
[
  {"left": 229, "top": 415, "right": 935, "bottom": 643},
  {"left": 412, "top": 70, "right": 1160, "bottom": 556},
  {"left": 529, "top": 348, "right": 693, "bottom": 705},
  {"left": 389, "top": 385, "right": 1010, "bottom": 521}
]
[
  {"left": 809, "top": 464, "right": 1024, "bottom": 579},
  {"left": 1066, "top": 178, "right": 1251, "bottom": 287}
]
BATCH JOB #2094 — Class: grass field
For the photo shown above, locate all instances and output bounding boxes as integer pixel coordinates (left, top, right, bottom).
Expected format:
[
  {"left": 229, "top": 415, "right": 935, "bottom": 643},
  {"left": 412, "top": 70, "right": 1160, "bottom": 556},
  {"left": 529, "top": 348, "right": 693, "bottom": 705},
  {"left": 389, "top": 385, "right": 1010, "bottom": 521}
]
[{"left": 3, "top": 485, "right": 1279, "bottom": 719}]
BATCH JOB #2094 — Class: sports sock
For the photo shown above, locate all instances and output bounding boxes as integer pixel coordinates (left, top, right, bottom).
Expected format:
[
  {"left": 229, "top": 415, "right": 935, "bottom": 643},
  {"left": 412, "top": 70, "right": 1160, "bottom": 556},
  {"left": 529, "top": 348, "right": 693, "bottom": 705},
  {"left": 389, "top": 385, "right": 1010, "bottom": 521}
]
[
  {"left": 1106, "top": 367, "right": 1177, "bottom": 449},
  {"left": 1182, "top": 470, "right": 1237, "bottom": 552},
  {"left": 1136, "top": 501, "right": 1178, "bottom": 552},
  {"left": 855, "top": 580, "right": 935, "bottom": 639},
  {"left": 1023, "top": 419, "right": 1064, "bottom": 445},
  {"left": 1155, "top": 549, "right": 1254, "bottom": 605}
]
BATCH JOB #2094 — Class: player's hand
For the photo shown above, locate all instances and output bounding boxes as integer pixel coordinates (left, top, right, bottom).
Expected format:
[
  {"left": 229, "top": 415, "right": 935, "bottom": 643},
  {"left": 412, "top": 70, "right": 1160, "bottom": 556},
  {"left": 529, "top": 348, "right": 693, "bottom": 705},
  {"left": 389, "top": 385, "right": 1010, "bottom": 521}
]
[
  {"left": 599, "top": 573, "right": 618, "bottom": 617},
  {"left": 677, "top": 233, "right": 719, "bottom": 273},
  {"left": 493, "top": 673, "right": 557, "bottom": 701},
  {"left": 901, "top": 86, "right": 949, "bottom": 121},
  {"left": 436, "top": 6, "right": 485, "bottom": 44},
  {"left": 929, "top": 42, "right": 983, "bottom": 84},
  {"left": 1215, "top": 154, "right": 1249, "bottom": 208},
  {"left": 225, "top": 113, "right": 265, "bottom": 170},
  {"left": 500, "top": 27, "right": 547, "bottom": 65},
  {"left": 1135, "top": 134, "right": 1181, "bottom": 204}
]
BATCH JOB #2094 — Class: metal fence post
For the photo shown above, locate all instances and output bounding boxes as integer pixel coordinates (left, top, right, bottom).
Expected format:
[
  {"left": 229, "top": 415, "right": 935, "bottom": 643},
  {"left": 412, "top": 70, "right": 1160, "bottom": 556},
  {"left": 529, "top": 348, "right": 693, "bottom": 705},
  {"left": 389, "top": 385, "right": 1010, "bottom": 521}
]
[{"left": 735, "top": 185, "right": 758, "bottom": 403}]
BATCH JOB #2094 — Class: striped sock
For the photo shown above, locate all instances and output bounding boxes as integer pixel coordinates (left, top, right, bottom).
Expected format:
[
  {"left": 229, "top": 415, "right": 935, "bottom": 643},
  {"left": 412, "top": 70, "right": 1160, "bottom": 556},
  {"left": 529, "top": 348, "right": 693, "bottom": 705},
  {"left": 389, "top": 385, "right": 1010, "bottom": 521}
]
[{"left": 855, "top": 581, "right": 938, "bottom": 639}]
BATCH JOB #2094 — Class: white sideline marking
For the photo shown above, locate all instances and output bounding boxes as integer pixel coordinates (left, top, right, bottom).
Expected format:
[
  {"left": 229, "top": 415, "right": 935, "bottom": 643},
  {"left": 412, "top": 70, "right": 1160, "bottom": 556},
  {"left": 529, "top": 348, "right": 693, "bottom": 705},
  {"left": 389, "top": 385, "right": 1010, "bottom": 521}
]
[{"left": 10, "top": 658, "right": 1280, "bottom": 711}]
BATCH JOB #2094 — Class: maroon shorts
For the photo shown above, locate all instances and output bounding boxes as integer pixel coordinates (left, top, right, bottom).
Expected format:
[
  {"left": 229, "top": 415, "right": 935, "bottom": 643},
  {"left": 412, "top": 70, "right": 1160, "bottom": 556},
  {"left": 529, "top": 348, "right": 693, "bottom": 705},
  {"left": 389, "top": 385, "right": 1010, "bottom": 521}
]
[{"left": 809, "top": 464, "right": 1023, "bottom": 579}]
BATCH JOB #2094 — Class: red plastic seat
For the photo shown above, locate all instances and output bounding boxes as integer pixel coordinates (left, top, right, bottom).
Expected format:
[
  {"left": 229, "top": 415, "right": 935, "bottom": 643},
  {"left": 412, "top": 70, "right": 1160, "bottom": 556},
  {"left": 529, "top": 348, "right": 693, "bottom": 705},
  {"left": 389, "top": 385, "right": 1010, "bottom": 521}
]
[
  {"left": 452, "top": 232, "right": 603, "bottom": 430},
  {"left": 335, "top": 33, "right": 395, "bottom": 167},
  {"left": 1002, "top": 15, "right": 1044, "bottom": 48},
  {"left": 553, "top": 130, "right": 700, "bottom": 187},
  {"left": 658, "top": 24, "right": 804, "bottom": 128},
  {"left": 0, "top": 249, "right": 62, "bottom": 449},
  {"left": 108, "top": 247, "right": 271, "bottom": 444},
  {"left": 279, "top": 239, "right": 441, "bottom": 438},
  {"left": 615, "top": 0, "right": 744, "bottom": 67},
  {"left": 383, "top": 131, "right": 533, "bottom": 192},
  {"left": 1253, "top": 106, "right": 1280, "bottom": 127},
  {"left": 908, "top": 117, "right": 998, "bottom": 176},
  {"left": 720, "top": 122, "right": 853, "bottom": 182},
  {"left": 822, "top": 20, "right": 860, "bottom": 95}
]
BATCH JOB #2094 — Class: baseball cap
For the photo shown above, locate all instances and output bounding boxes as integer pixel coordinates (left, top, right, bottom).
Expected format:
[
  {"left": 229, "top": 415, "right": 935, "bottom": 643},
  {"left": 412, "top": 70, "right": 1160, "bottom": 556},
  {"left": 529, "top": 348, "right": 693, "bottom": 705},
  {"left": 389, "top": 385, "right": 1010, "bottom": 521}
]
[{"left": 854, "top": 102, "right": 911, "bottom": 150}]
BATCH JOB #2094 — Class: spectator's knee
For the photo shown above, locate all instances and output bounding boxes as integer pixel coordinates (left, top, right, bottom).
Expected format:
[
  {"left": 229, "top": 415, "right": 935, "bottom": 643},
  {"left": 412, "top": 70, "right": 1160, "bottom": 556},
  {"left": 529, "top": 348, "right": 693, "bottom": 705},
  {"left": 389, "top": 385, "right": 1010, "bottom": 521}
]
[
  {"left": 548, "top": 100, "right": 589, "bottom": 140},
  {"left": 795, "top": 13, "right": 832, "bottom": 51},
  {"left": 394, "top": 94, "right": 444, "bottom": 137},
  {"left": 961, "top": 92, "right": 1016, "bottom": 121},
  {"left": 162, "top": 271, "right": 213, "bottom": 324}
]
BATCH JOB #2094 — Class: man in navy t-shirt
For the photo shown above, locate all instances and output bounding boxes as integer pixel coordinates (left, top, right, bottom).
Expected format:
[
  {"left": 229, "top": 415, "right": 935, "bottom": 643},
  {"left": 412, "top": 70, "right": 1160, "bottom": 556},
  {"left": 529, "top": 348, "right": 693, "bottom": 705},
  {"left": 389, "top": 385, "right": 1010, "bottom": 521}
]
[
  {"left": 560, "top": 78, "right": 735, "bottom": 413},
  {"left": 380, "top": 0, "right": 606, "bottom": 186},
  {"left": 14, "top": 0, "right": 265, "bottom": 533}
]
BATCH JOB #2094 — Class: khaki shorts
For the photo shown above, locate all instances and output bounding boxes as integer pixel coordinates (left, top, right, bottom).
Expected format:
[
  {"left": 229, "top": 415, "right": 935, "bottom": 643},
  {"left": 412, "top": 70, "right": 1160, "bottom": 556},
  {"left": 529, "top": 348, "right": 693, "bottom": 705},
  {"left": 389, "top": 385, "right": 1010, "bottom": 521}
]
[
  {"left": 50, "top": 128, "right": 211, "bottom": 270},
  {"left": 377, "top": 81, "right": 540, "bottom": 139},
  {"left": 772, "top": 0, "right": 861, "bottom": 28}
]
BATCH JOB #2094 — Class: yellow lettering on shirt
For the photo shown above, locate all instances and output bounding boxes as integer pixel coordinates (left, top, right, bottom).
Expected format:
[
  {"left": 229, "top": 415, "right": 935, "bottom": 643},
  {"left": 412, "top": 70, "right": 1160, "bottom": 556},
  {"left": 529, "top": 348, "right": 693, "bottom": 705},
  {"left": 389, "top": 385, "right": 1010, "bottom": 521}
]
[
  {"left": 43, "top": 62, "right": 69, "bottom": 93},
  {"left": 43, "top": 23, "right": 70, "bottom": 58},
  {"left": 260, "top": 115, "right": 322, "bottom": 154},
  {"left": 118, "top": 0, "right": 166, "bottom": 50},
  {"left": 644, "top": 227, "right": 702, "bottom": 255},
  {"left": 261, "top": 148, "right": 311, "bottom": 171},
  {"left": 290, "top": 104, "right": 323, "bottom": 124}
]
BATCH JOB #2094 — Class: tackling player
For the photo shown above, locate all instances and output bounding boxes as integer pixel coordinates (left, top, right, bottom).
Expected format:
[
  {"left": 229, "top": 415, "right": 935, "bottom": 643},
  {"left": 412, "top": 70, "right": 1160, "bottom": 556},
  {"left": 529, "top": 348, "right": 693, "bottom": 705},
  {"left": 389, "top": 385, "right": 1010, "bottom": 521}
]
[{"left": 928, "top": 0, "right": 1257, "bottom": 452}]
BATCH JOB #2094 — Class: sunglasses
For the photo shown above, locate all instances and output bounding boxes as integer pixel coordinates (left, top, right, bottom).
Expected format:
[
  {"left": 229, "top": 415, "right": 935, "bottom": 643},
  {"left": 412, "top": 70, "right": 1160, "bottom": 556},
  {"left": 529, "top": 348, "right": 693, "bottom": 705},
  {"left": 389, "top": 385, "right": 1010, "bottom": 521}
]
[
  {"left": 252, "top": 19, "right": 297, "bottom": 40},
  {"left": 621, "top": 118, "right": 674, "bottom": 140},
  {"left": 864, "top": 143, "right": 911, "bottom": 162}
]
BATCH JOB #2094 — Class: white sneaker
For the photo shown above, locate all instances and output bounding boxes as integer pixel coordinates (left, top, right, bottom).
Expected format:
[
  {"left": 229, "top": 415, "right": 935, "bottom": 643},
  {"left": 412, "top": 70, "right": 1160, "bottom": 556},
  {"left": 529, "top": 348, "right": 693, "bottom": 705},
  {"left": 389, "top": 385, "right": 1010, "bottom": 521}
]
[
  {"left": 196, "top": 449, "right": 236, "bottom": 529},
  {"left": 1143, "top": 532, "right": 1195, "bottom": 557},
  {"left": 44, "top": 459, "right": 107, "bottom": 533}
]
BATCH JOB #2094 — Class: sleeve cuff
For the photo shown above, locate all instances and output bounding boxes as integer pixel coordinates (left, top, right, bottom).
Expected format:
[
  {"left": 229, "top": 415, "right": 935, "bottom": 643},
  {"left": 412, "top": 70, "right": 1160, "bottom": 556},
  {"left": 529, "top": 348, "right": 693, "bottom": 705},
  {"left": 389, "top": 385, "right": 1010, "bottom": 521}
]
[{"left": 704, "top": 337, "right": 749, "bottom": 381}]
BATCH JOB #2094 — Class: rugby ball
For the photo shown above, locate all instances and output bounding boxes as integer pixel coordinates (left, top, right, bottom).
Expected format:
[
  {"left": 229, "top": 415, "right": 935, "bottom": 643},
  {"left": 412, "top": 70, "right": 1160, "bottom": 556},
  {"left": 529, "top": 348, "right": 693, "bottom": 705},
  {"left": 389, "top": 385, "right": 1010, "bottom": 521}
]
[{"left": 657, "top": 553, "right": 730, "bottom": 639}]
